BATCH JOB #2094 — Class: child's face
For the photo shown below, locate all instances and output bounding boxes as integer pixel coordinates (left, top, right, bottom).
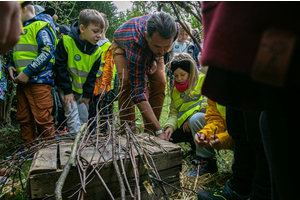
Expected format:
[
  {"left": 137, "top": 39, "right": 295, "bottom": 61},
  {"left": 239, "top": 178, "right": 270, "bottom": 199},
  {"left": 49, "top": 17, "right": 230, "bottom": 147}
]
[
  {"left": 173, "top": 67, "right": 189, "bottom": 83},
  {"left": 177, "top": 28, "right": 189, "bottom": 43},
  {"left": 79, "top": 23, "right": 102, "bottom": 45}
]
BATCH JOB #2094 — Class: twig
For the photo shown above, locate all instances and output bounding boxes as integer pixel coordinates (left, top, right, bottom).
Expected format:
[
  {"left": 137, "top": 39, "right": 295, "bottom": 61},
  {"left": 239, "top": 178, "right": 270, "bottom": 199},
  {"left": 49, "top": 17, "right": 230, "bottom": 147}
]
[
  {"left": 111, "top": 116, "right": 126, "bottom": 200},
  {"left": 54, "top": 123, "right": 86, "bottom": 200}
]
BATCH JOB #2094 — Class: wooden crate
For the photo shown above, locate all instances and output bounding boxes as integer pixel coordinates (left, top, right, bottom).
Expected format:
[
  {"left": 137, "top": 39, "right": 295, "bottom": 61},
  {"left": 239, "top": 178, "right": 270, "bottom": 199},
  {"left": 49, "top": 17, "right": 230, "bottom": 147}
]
[{"left": 27, "top": 133, "right": 183, "bottom": 199}]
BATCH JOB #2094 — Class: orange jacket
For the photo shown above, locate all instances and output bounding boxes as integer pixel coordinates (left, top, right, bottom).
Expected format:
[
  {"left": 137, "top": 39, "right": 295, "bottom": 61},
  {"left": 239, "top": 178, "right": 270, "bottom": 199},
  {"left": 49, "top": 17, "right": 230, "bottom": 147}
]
[
  {"left": 93, "top": 46, "right": 114, "bottom": 95},
  {"left": 198, "top": 99, "right": 234, "bottom": 150}
]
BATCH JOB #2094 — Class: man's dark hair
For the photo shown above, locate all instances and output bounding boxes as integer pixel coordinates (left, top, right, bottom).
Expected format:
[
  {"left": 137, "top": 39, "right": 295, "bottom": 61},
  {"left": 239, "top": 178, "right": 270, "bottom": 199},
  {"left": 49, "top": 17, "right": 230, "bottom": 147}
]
[{"left": 146, "top": 11, "right": 177, "bottom": 39}]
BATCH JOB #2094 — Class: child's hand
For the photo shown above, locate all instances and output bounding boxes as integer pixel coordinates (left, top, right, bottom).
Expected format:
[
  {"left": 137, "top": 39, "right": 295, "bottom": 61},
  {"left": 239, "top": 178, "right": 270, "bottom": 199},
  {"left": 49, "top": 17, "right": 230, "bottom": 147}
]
[
  {"left": 15, "top": 71, "right": 29, "bottom": 84},
  {"left": 7, "top": 66, "right": 16, "bottom": 80},
  {"left": 79, "top": 97, "right": 90, "bottom": 110},
  {"left": 194, "top": 132, "right": 208, "bottom": 148},
  {"left": 209, "top": 135, "right": 221, "bottom": 150},
  {"left": 64, "top": 93, "right": 75, "bottom": 109},
  {"left": 183, "top": 120, "right": 191, "bottom": 133},
  {"left": 164, "top": 127, "right": 173, "bottom": 141}
]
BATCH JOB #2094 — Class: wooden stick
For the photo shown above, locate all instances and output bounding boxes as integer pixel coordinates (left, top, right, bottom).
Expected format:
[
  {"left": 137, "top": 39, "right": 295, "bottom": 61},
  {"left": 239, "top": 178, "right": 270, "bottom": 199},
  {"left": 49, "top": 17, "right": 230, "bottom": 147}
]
[
  {"left": 54, "top": 123, "right": 86, "bottom": 200},
  {"left": 112, "top": 116, "right": 126, "bottom": 200}
]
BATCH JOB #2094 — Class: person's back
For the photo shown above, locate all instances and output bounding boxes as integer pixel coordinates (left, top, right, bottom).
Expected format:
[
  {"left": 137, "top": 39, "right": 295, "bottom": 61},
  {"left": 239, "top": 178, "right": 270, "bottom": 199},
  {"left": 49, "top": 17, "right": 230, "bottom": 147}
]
[{"left": 54, "top": 9, "right": 105, "bottom": 134}]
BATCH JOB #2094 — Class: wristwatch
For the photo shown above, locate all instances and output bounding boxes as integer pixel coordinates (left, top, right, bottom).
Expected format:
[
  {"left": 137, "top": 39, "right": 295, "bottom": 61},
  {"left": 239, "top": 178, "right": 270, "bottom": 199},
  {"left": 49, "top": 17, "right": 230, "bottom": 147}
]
[{"left": 155, "top": 130, "right": 163, "bottom": 136}]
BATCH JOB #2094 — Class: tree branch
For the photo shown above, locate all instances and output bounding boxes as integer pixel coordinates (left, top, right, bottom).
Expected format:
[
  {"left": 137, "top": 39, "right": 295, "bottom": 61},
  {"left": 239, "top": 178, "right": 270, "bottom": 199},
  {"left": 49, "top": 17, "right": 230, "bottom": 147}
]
[{"left": 54, "top": 123, "right": 86, "bottom": 200}]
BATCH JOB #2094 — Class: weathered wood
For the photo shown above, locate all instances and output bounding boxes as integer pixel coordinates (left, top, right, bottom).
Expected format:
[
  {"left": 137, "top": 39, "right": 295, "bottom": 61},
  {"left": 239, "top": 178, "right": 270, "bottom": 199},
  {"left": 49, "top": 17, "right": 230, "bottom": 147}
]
[
  {"left": 59, "top": 141, "right": 73, "bottom": 169},
  {"left": 27, "top": 133, "right": 183, "bottom": 199},
  {"left": 28, "top": 165, "right": 181, "bottom": 199},
  {"left": 30, "top": 144, "right": 57, "bottom": 175}
]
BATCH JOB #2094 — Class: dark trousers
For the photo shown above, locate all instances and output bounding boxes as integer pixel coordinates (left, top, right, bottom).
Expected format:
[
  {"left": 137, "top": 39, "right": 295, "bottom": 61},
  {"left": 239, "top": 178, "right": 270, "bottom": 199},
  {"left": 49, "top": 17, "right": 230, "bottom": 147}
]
[
  {"left": 226, "top": 108, "right": 271, "bottom": 199},
  {"left": 259, "top": 84, "right": 300, "bottom": 200},
  {"left": 171, "top": 127, "right": 196, "bottom": 151}
]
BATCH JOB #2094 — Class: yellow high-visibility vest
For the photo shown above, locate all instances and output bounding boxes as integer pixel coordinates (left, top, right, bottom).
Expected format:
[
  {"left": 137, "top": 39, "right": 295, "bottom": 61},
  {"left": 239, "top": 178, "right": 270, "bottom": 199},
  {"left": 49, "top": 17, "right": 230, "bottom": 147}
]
[
  {"left": 172, "top": 73, "right": 205, "bottom": 128},
  {"left": 62, "top": 35, "right": 102, "bottom": 94},
  {"left": 13, "top": 20, "right": 57, "bottom": 74}
]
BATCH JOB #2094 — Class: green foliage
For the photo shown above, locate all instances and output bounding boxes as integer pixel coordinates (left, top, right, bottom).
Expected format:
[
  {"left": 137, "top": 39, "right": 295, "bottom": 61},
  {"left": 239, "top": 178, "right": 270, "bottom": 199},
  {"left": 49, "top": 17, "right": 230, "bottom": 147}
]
[{"left": 35, "top": 1, "right": 123, "bottom": 41}]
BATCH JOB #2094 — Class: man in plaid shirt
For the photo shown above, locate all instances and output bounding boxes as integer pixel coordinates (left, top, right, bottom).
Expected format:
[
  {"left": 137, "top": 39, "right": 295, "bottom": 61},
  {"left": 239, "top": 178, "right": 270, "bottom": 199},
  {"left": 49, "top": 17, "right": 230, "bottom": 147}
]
[{"left": 112, "top": 12, "right": 178, "bottom": 140}]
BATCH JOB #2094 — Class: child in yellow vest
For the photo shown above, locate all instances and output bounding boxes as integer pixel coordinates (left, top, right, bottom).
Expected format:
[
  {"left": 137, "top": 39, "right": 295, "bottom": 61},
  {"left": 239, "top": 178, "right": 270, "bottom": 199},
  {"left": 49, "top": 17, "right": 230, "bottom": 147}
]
[
  {"left": 55, "top": 9, "right": 105, "bottom": 134},
  {"left": 164, "top": 53, "right": 233, "bottom": 176}
]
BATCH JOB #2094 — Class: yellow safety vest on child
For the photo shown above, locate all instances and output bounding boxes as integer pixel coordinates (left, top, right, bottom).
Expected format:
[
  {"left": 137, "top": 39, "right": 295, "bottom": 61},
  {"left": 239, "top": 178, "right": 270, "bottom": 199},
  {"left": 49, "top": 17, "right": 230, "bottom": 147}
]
[
  {"left": 63, "top": 35, "right": 102, "bottom": 94},
  {"left": 13, "top": 20, "right": 57, "bottom": 74},
  {"left": 172, "top": 73, "right": 206, "bottom": 128}
]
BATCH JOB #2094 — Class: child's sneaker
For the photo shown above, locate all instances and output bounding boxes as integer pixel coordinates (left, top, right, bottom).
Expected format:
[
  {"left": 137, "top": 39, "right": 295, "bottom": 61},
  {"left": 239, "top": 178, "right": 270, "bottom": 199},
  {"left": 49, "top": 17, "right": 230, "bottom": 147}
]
[
  {"left": 197, "top": 181, "right": 252, "bottom": 200},
  {"left": 186, "top": 158, "right": 218, "bottom": 177},
  {"left": 54, "top": 127, "right": 70, "bottom": 139}
]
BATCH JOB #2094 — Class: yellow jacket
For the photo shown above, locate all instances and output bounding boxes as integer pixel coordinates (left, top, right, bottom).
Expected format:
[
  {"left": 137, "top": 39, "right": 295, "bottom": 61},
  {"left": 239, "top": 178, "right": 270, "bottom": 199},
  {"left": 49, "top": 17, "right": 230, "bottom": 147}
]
[{"left": 198, "top": 99, "right": 234, "bottom": 150}]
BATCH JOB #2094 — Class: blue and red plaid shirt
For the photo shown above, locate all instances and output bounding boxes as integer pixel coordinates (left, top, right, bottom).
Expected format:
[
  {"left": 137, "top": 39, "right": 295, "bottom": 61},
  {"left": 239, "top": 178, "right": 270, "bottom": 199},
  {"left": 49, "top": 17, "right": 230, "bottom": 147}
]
[{"left": 114, "top": 14, "right": 178, "bottom": 103}]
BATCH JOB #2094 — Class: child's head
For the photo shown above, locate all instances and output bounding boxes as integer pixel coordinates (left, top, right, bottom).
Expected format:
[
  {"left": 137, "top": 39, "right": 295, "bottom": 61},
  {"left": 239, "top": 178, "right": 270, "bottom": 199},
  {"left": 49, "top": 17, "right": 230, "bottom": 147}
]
[
  {"left": 78, "top": 9, "right": 105, "bottom": 44},
  {"left": 99, "top": 12, "right": 109, "bottom": 39},
  {"left": 178, "top": 21, "right": 192, "bottom": 43},
  {"left": 21, "top": 3, "right": 35, "bottom": 23},
  {"left": 171, "top": 53, "right": 199, "bottom": 96}
]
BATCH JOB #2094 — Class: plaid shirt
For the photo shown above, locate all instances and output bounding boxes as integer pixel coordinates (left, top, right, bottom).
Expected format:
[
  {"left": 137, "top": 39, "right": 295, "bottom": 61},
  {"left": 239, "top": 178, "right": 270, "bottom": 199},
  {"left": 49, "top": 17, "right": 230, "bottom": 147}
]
[{"left": 114, "top": 14, "right": 178, "bottom": 103}]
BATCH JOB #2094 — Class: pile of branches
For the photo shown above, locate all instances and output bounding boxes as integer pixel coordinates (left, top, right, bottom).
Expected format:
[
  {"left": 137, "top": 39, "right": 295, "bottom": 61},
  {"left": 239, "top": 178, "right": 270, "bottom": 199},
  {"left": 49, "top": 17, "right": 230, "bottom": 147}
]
[{"left": 0, "top": 86, "right": 181, "bottom": 200}]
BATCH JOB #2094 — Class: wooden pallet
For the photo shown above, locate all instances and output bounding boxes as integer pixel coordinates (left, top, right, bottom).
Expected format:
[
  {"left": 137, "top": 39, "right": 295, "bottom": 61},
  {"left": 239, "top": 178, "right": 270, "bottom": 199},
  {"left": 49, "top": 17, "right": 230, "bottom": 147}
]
[{"left": 26, "top": 133, "right": 183, "bottom": 199}]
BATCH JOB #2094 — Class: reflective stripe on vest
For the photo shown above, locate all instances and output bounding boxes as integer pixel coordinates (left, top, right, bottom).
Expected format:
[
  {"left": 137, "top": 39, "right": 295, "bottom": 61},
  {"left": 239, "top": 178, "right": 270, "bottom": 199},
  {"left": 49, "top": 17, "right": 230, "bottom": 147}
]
[
  {"left": 63, "top": 35, "right": 102, "bottom": 94},
  {"left": 111, "top": 64, "right": 117, "bottom": 90},
  {"left": 172, "top": 74, "right": 206, "bottom": 128},
  {"left": 97, "top": 41, "right": 111, "bottom": 77},
  {"left": 13, "top": 20, "right": 56, "bottom": 74}
]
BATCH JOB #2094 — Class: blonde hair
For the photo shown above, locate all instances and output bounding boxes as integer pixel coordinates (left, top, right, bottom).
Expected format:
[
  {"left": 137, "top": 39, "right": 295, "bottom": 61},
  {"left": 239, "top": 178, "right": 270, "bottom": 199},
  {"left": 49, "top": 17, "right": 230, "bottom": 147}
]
[
  {"left": 171, "top": 53, "right": 199, "bottom": 99},
  {"left": 79, "top": 9, "right": 105, "bottom": 30},
  {"left": 179, "top": 21, "right": 192, "bottom": 35}
]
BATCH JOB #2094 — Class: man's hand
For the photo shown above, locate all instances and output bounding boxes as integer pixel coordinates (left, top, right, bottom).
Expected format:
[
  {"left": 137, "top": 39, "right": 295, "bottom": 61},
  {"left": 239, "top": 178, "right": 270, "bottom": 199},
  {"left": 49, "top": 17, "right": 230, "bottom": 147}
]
[
  {"left": 146, "top": 59, "right": 158, "bottom": 75},
  {"left": 0, "top": 1, "right": 20, "bottom": 55},
  {"left": 8, "top": 66, "right": 17, "bottom": 80},
  {"left": 194, "top": 132, "right": 208, "bottom": 148},
  {"left": 157, "top": 132, "right": 168, "bottom": 141},
  {"left": 183, "top": 120, "right": 191, "bottom": 133},
  {"left": 15, "top": 71, "right": 29, "bottom": 84},
  {"left": 209, "top": 135, "right": 221, "bottom": 150},
  {"left": 79, "top": 97, "right": 90, "bottom": 110},
  {"left": 164, "top": 127, "right": 173, "bottom": 141},
  {"left": 64, "top": 93, "right": 75, "bottom": 109}
]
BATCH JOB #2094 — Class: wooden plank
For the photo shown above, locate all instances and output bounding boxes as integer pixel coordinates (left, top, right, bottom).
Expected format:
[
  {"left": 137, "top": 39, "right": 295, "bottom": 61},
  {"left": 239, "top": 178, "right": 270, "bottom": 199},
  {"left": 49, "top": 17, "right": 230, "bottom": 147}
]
[
  {"left": 28, "top": 133, "right": 183, "bottom": 199},
  {"left": 80, "top": 146, "right": 102, "bottom": 166},
  {"left": 59, "top": 141, "right": 73, "bottom": 169},
  {"left": 29, "top": 144, "right": 57, "bottom": 175},
  {"left": 149, "top": 135, "right": 183, "bottom": 152},
  {"left": 28, "top": 164, "right": 181, "bottom": 199}
]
